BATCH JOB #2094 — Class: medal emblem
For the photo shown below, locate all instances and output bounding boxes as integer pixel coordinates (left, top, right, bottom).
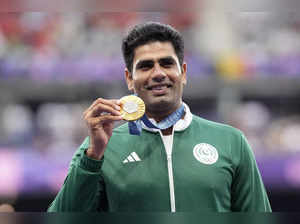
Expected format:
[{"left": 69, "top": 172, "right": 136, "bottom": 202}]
[
  {"left": 120, "top": 95, "right": 145, "bottom": 121},
  {"left": 193, "top": 143, "right": 218, "bottom": 165}
]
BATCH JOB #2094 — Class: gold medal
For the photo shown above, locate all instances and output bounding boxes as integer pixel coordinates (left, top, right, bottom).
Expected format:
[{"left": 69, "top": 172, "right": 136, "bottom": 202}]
[{"left": 120, "top": 95, "right": 145, "bottom": 121}]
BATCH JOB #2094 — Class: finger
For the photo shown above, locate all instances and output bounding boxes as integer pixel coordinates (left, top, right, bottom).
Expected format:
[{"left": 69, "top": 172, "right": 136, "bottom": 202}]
[
  {"left": 92, "top": 98, "right": 121, "bottom": 111},
  {"left": 85, "top": 98, "right": 121, "bottom": 116},
  {"left": 90, "top": 103, "right": 122, "bottom": 118},
  {"left": 88, "top": 115, "right": 123, "bottom": 126},
  {"left": 84, "top": 99, "right": 121, "bottom": 118}
]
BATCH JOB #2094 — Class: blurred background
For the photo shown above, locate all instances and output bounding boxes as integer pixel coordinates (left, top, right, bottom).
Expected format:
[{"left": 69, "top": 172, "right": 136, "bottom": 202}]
[{"left": 0, "top": 1, "right": 300, "bottom": 212}]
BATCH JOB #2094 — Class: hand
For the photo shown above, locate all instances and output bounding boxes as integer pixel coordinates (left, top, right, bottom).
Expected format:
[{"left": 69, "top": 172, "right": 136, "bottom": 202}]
[{"left": 83, "top": 98, "right": 123, "bottom": 160}]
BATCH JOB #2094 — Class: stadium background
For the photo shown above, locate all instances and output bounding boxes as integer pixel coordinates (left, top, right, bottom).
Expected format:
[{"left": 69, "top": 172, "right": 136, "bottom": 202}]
[{"left": 0, "top": 3, "right": 300, "bottom": 212}]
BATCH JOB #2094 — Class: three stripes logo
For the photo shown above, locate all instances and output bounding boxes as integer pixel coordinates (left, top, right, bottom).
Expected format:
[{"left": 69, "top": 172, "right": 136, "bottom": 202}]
[{"left": 123, "top": 152, "right": 141, "bottom": 163}]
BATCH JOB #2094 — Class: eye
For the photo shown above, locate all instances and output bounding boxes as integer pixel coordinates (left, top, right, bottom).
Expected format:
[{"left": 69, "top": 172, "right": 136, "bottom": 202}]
[
  {"left": 136, "top": 61, "right": 154, "bottom": 71},
  {"left": 162, "top": 62, "right": 173, "bottom": 68},
  {"left": 140, "top": 64, "right": 152, "bottom": 71},
  {"left": 159, "top": 58, "right": 176, "bottom": 68}
]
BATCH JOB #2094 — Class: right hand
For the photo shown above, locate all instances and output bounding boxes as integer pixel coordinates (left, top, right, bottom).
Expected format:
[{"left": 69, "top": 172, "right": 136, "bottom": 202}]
[{"left": 83, "top": 98, "right": 123, "bottom": 160}]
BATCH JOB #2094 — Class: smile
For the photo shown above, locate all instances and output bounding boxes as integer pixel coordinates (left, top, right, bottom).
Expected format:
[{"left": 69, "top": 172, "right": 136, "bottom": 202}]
[{"left": 146, "top": 84, "right": 172, "bottom": 90}]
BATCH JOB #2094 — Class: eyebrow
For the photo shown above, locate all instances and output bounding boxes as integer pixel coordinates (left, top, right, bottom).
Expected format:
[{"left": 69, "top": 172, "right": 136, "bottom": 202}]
[
  {"left": 135, "top": 56, "right": 177, "bottom": 69},
  {"left": 158, "top": 57, "right": 177, "bottom": 65},
  {"left": 135, "top": 60, "right": 154, "bottom": 69}
]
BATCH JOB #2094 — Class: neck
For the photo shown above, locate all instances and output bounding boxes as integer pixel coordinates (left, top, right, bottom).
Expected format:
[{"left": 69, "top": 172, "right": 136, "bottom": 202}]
[
  {"left": 146, "top": 110, "right": 172, "bottom": 123},
  {"left": 146, "top": 101, "right": 183, "bottom": 123},
  {"left": 146, "top": 102, "right": 185, "bottom": 136},
  {"left": 145, "top": 111, "right": 174, "bottom": 135},
  {"left": 161, "top": 127, "right": 173, "bottom": 135}
]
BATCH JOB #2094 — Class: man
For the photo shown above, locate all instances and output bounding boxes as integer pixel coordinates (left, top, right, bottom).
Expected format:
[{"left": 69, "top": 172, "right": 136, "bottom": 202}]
[{"left": 48, "top": 22, "right": 271, "bottom": 212}]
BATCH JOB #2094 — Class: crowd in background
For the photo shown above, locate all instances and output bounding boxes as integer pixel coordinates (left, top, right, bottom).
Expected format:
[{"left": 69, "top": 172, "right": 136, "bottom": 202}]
[{"left": 0, "top": 13, "right": 299, "bottom": 82}]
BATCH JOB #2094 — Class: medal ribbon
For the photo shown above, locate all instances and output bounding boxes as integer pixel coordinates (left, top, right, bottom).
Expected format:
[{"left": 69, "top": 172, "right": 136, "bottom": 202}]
[{"left": 128, "top": 104, "right": 185, "bottom": 136}]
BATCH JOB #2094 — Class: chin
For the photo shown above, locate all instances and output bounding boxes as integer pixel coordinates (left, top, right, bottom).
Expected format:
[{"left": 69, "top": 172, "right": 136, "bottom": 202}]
[{"left": 146, "top": 98, "right": 174, "bottom": 112}]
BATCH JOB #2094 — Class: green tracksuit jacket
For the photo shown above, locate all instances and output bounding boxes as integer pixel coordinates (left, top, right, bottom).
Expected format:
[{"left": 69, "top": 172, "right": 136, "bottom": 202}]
[{"left": 48, "top": 106, "right": 271, "bottom": 212}]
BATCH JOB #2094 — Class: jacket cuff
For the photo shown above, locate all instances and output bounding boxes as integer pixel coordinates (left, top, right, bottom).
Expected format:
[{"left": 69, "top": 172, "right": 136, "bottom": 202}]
[{"left": 79, "top": 150, "right": 104, "bottom": 172}]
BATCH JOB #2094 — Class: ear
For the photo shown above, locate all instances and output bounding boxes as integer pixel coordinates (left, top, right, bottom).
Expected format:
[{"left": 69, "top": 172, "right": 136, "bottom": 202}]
[
  {"left": 181, "top": 62, "right": 187, "bottom": 85},
  {"left": 125, "top": 68, "right": 134, "bottom": 91}
]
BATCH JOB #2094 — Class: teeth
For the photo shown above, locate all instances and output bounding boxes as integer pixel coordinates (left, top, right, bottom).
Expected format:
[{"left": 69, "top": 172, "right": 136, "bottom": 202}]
[
  {"left": 152, "top": 85, "right": 165, "bottom": 90},
  {"left": 150, "top": 85, "right": 168, "bottom": 90},
  {"left": 146, "top": 84, "right": 171, "bottom": 90}
]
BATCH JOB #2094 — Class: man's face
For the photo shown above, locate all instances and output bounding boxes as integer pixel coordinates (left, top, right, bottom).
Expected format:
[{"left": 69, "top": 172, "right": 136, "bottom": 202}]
[{"left": 125, "top": 41, "right": 187, "bottom": 116}]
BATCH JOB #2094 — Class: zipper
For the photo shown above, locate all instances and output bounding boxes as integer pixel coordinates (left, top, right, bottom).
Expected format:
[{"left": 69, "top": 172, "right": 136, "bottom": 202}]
[
  {"left": 159, "top": 130, "right": 176, "bottom": 212},
  {"left": 167, "top": 154, "right": 176, "bottom": 212}
]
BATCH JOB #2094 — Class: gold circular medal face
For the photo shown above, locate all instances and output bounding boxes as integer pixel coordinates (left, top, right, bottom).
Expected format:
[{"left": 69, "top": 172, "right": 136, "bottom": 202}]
[{"left": 120, "top": 95, "right": 145, "bottom": 121}]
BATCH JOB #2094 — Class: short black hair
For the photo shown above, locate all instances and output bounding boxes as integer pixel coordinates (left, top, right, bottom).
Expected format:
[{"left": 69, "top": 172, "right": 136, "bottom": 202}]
[{"left": 122, "top": 22, "right": 184, "bottom": 73}]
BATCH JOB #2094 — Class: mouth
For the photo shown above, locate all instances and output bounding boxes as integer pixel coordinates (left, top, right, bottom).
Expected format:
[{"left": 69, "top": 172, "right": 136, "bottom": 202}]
[
  {"left": 145, "top": 83, "right": 172, "bottom": 96},
  {"left": 146, "top": 84, "right": 172, "bottom": 91}
]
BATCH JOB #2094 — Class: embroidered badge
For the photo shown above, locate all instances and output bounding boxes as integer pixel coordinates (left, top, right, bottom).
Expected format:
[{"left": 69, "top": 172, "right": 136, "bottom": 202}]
[{"left": 193, "top": 143, "right": 218, "bottom": 165}]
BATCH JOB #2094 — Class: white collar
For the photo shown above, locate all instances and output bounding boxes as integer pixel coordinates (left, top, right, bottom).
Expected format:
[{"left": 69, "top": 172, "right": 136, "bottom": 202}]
[{"left": 142, "top": 102, "right": 193, "bottom": 133}]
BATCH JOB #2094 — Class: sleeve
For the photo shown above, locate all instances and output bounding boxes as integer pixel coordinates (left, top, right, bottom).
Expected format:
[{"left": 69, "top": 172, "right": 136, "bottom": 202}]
[
  {"left": 231, "top": 134, "right": 272, "bottom": 212},
  {"left": 47, "top": 137, "right": 108, "bottom": 212}
]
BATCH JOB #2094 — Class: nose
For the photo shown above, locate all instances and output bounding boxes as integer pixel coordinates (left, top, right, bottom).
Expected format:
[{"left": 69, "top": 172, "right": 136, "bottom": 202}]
[{"left": 151, "top": 63, "right": 166, "bottom": 82}]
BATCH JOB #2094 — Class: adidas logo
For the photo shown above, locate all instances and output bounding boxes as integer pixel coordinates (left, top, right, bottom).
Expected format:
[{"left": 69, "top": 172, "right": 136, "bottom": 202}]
[{"left": 123, "top": 152, "right": 141, "bottom": 163}]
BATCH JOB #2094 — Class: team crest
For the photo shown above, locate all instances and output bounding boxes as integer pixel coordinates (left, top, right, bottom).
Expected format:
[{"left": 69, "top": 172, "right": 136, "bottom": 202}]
[{"left": 193, "top": 143, "right": 218, "bottom": 165}]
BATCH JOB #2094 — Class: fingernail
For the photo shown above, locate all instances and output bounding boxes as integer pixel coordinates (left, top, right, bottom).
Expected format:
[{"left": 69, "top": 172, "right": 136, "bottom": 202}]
[{"left": 115, "top": 105, "right": 121, "bottom": 110}]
